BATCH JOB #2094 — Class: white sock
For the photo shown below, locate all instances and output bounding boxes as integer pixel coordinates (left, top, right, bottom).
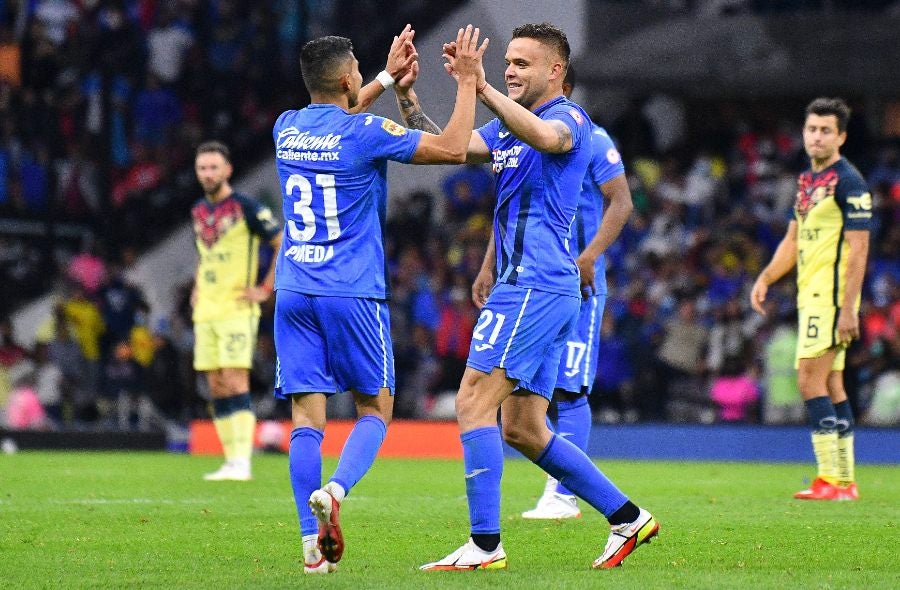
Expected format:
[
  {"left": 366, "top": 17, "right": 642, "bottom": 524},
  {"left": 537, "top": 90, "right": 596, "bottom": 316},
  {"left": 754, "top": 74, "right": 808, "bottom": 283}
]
[{"left": 323, "top": 481, "right": 346, "bottom": 503}]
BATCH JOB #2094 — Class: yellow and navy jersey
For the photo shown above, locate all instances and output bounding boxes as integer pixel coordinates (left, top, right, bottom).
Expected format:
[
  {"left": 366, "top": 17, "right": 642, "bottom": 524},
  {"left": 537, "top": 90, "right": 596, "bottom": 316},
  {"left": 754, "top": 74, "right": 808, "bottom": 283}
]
[
  {"left": 794, "top": 157, "right": 872, "bottom": 309},
  {"left": 192, "top": 192, "right": 280, "bottom": 322}
]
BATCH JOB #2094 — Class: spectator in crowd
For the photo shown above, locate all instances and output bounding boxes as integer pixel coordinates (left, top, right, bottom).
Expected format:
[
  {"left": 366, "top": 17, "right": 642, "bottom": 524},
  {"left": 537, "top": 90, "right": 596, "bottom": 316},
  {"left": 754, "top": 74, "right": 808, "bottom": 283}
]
[
  {"left": 3, "top": 372, "right": 49, "bottom": 430},
  {"left": 709, "top": 355, "right": 760, "bottom": 423}
]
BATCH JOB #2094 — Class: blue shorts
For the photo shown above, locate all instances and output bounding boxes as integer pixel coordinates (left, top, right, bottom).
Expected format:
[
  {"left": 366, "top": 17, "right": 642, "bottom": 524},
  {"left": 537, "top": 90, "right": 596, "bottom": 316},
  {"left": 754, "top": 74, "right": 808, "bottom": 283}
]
[
  {"left": 466, "top": 283, "right": 579, "bottom": 400},
  {"left": 273, "top": 289, "right": 394, "bottom": 398},
  {"left": 554, "top": 294, "right": 606, "bottom": 396}
]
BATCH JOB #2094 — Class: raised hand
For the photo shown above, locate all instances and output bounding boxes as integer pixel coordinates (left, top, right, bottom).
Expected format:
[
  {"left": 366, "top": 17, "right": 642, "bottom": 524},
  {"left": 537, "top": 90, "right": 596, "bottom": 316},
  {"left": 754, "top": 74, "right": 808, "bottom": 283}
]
[
  {"left": 385, "top": 24, "right": 418, "bottom": 83},
  {"left": 442, "top": 24, "right": 488, "bottom": 87}
]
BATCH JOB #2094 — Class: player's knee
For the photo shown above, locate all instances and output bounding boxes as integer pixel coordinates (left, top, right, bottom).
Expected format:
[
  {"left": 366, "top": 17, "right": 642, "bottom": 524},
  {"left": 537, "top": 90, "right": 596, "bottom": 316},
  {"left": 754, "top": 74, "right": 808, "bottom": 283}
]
[{"left": 501, "top": 422, "right": 541, "bottom": 454}]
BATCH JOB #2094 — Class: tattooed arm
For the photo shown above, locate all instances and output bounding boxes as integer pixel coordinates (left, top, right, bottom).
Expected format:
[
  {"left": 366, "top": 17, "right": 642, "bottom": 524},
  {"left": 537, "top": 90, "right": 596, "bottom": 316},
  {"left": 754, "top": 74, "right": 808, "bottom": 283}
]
[
  {"left": 396, "top": 89, "right": 442, "bottom": 134},
  {"left": 475, "top": 83, "right": 573, "bottom": 153}
]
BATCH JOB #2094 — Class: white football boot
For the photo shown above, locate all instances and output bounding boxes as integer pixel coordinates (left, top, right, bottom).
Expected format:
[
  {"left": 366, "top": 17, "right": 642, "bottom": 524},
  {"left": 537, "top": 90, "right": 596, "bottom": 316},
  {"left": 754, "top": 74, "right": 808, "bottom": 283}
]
[
  {"left": 420, "top": 538, "right": 508, "bottom": 571},
  {"left": 592, "top": 508, "right": 659, "bottom": 568},
  {"left": 203, "top": 459, "right": 252, "bottom": 481},
  {"left": 521, "top": 475, "right": 581, "bottom": 519}
]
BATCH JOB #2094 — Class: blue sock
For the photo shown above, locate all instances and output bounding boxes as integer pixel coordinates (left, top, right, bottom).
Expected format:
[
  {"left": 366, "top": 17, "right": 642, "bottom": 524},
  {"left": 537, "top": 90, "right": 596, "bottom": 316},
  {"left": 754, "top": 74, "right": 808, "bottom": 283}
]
[
  {"left": 554, "top": 397, "right": 591, "bottom": 495},
  {"left": 330, "top": 415, "right": 387, "bottom": 494},
  {"left": 833, "top": 400, "right": 854, "bottom": 437},
  {"left": 289, "top": 427, "right": 323, "bottom": 537},
  {"left": 461, "top": 426, "right": 504, "bottom": 535},
  {"left": 212, "top": 397, "right": 235, "bottom": 417},
  {"left": 805, "top": 396, "right": 837, "bottom": 433},
  {"left": 535, "top": 434, "right": 628, "bottom": 519}
]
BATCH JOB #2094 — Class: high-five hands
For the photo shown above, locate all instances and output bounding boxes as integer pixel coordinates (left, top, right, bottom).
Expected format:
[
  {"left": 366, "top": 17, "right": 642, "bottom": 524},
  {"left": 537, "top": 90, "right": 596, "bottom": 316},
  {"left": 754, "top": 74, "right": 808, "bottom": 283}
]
[
  {"left": 385, "top": 24, "right": 418, "bottom": 83},
  {"left": 442, "top": 25, "right": 488, "bottom": 85}
]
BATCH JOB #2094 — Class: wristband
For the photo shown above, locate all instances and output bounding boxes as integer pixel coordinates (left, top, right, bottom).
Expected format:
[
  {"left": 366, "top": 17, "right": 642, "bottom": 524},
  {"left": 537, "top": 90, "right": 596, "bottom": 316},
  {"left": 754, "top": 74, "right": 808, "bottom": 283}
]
[
  {"left": 259, "top": 284, "right": 273, "bottom": 293},
  {"left": 376, "top": 70, "right": 395, "bottom": 89}
]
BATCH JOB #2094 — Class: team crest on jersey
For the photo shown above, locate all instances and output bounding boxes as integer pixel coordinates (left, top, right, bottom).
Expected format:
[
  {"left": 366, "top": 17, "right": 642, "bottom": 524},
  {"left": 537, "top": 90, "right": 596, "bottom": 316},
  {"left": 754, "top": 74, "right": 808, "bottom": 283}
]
[
  {"left": 568, "top": 108, "right": 583, "bottom": 125},
  {"left": 796, "top": 169, "right": 837, "bottom": 219},
  {"left": 381, "top": 119, "right": 407, "bottom": 136},
  {"left": 192, "top": 198, "right": 243, "bottom": 248}
]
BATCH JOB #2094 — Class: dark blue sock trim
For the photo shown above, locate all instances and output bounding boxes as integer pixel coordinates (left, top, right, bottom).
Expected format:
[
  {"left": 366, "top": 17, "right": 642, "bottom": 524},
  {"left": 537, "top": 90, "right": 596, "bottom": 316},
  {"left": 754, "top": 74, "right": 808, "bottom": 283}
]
[
  {"left": 833, "top": 400, "right": 855, "bottom": 437},
  {"left": 805, "top": 396, "right": 837, "bottom": 433},
  {"left": 212, "top": 397, "right": 234, "bottom": 417},
  {"left": 232, "top": 392, "right": 252, "bottom": 412}
]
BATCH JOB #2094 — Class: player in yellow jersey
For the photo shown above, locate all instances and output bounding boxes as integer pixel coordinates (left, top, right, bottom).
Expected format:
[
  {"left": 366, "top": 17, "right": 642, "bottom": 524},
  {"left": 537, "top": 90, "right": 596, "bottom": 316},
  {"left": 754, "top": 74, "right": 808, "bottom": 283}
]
[
  {"left": 191, "top": 141, "right": 282, "bottom": 481},
  {"left": 751, "top": 98, "right": 872, "bottom": 500}
]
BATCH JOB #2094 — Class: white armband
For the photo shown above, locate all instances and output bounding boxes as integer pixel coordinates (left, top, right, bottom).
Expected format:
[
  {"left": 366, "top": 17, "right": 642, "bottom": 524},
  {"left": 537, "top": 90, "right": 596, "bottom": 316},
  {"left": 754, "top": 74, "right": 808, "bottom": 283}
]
[{"left": 376, "top": 70, "right": 395, "bottom": 89}]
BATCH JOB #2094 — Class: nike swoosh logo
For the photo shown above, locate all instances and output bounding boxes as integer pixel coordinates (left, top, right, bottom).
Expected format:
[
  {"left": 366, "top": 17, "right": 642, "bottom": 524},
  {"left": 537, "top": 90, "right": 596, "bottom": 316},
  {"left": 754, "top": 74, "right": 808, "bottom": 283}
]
[
  {"left": 558, "top": 432, "right": 574, "bottom": 438},
  {"left": 474, "top": 344, "right": 494, "bottom": 352},
  {"left": 499, "top": 131, "right": 510, "bottom": 138},
  {"left": 465, "top": 468, "right": 490, "bottom": 479}
]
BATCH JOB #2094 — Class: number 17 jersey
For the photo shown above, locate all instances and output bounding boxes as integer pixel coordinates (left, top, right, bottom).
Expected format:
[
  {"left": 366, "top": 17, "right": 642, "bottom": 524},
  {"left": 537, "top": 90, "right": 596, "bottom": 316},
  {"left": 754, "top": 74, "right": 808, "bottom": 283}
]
[{"left": 272, "top": 104, "right": 423, "bottom": 299}]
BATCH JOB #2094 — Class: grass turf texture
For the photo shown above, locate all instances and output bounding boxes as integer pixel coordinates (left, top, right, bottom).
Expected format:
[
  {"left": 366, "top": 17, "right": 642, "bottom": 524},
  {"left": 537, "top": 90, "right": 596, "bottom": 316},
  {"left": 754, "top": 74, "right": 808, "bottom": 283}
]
[{"left": 2, "top": 453, "right": 898, "bottom": 589}]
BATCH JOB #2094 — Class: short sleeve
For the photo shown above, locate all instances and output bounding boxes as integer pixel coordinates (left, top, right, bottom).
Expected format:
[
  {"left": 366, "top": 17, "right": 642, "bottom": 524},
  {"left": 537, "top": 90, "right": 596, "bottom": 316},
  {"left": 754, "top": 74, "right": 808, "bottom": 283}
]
[
  {"left": 355, "top": 114, "right": 423, "bottom": 163},
  {"left": 836, "top": 174, "right": 873, "bottom": 231},
  {"left": 477, "top": 119, "right": 500, "bottom": 152},
  {"left": 544, "top": 103, "right": 591, "bottom": 153},
  {"left": 588, "top": 126, "right": 625, "bottom": 187},
  {"left": 239, "top": 196, "right": 281, "bottom": 240}
]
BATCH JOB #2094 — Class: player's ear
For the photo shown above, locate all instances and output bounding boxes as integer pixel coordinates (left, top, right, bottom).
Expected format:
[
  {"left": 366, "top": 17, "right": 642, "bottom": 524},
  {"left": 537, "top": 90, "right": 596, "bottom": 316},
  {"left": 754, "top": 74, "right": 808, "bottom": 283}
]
[
  {"left": 837, "top": 130, "right": 847, "bottom": 148},
  {"left": 339, "top": 71, "right": 352, "bottom": 93},
  {"left": 549, "top": 61, "right": 564, "bottom": 83}
]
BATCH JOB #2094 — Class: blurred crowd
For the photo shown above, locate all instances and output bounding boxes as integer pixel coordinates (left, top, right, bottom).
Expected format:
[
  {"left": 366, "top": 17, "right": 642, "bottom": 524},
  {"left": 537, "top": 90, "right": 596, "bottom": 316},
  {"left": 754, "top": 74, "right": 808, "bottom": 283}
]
[
  {"left": 378, "top": 98, "right": 900, "bottom": 428},
  {"left": 1, "top": 2, "right": 898, "bottom": 432}
]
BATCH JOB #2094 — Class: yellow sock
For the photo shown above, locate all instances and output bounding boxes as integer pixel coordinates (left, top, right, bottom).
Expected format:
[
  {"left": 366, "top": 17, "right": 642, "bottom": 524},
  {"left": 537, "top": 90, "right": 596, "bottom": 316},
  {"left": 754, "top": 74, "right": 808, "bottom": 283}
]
[
  {"left": 213, "top": 414, "right": 236, "bottom": 462},
  {"left": 836, "top": 433, "right": 855, "bottom": 485},
  {"left": 232, "top": 410, "right": 256, "bottom": 463},
  {"left": 811, "top": 431, "right": 839, "bottom": 484}
]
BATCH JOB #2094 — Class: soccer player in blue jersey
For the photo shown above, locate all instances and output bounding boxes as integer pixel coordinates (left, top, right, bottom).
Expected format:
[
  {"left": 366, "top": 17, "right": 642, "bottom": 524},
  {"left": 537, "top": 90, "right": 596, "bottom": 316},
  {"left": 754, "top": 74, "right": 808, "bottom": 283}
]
[
  {"left": 406, "top": 23, "right": 657, "bottom": 571},
  {"left": 272, "top": 25, "right": 487, "bottom": 574},
  {"left": 521, "top": 65, "right": 635, "bottom": 520}
]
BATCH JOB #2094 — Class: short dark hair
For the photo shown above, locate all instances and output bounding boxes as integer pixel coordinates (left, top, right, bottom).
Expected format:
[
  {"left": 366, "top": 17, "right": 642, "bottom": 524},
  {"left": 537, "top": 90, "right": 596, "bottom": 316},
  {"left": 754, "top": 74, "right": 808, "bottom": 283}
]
[
  {"left": 563, "top": 63, "right": 577, "bottom": 90},
  {"left": 300, "top": 35, "right": 354, "bottom": 94},
  {"left": 805, "top": 97, "right": 851, "bottom": 133},
  {"left": 511, "top": 22, "right": 570, "bottom": 67},
  {"left": 196, "top": 140, "right": 231, "bottom": 163}
]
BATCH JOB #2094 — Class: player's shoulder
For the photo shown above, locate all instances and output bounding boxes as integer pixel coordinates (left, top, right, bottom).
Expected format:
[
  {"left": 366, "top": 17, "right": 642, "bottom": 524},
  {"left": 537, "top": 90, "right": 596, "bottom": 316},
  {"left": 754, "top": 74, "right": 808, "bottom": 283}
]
[
  {"left": 543, "top": 96, "right": 589, "bottom": 125},
  {"left": 590, "top": 123, "right": 616, "bottom": 149},
  {"left": 352, "top": 113, "right": 410, "bottom": 138},
  {"left": 836, "top": 157, "right": 868, "bottom": 187},
  {"left": 230, "top": 192, "right": 259, "bottom": 208}
]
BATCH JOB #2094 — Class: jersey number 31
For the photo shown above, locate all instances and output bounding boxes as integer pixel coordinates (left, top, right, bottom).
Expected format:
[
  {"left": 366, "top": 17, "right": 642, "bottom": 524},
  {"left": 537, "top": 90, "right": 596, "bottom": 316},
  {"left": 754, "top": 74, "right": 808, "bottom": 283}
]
[{"left": 285, "top": 173, "right": 341, "bottom": 241}]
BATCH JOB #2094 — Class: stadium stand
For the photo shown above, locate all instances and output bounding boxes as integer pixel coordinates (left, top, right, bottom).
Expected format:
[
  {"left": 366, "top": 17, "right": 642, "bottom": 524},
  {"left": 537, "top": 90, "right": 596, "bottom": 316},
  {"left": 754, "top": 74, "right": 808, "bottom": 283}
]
[{"left": 1, "top": 1, "right": 898, "bottom": 438}]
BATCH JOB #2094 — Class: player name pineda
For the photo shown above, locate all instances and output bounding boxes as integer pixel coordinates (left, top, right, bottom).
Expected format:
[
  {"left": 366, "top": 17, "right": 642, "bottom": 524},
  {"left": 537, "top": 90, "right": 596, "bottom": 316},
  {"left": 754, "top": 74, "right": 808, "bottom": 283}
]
[{"left": 284, "top": 244, "right": 335, "bottom": 263}]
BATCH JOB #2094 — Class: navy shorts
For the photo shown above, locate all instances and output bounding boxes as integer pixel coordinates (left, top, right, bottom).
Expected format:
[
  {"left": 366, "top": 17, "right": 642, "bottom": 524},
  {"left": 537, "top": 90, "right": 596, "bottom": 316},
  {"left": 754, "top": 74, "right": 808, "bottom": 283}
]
[
  {"left": 274, "top": 289, "right": 394, "bottom": 398},
  {"left": 466, "top": 283, "right": 580, "bottom": 399},
  {"left": 554, "top": 293, "right": 606, "bottom": 395}
]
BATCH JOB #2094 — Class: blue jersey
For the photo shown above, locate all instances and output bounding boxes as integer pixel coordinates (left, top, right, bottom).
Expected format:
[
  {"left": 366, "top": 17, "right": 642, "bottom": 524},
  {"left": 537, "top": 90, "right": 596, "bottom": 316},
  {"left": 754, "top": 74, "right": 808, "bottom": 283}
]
[
  {"left": 478, "top": 96, "right": 592, "bottom": 298},
  {"left": 272, "top": 105, "right": 423, "bottom": 299},
  {"left": 573, "top": 124, "right": 625, "bottom": 296}
]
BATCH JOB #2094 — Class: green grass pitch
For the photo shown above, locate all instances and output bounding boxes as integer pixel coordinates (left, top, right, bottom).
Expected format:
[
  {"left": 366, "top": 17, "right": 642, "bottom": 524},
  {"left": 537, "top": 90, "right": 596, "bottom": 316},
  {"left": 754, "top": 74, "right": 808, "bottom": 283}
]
[{"left": 2, "top": 452, "right": 898, "bottom": 589}]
